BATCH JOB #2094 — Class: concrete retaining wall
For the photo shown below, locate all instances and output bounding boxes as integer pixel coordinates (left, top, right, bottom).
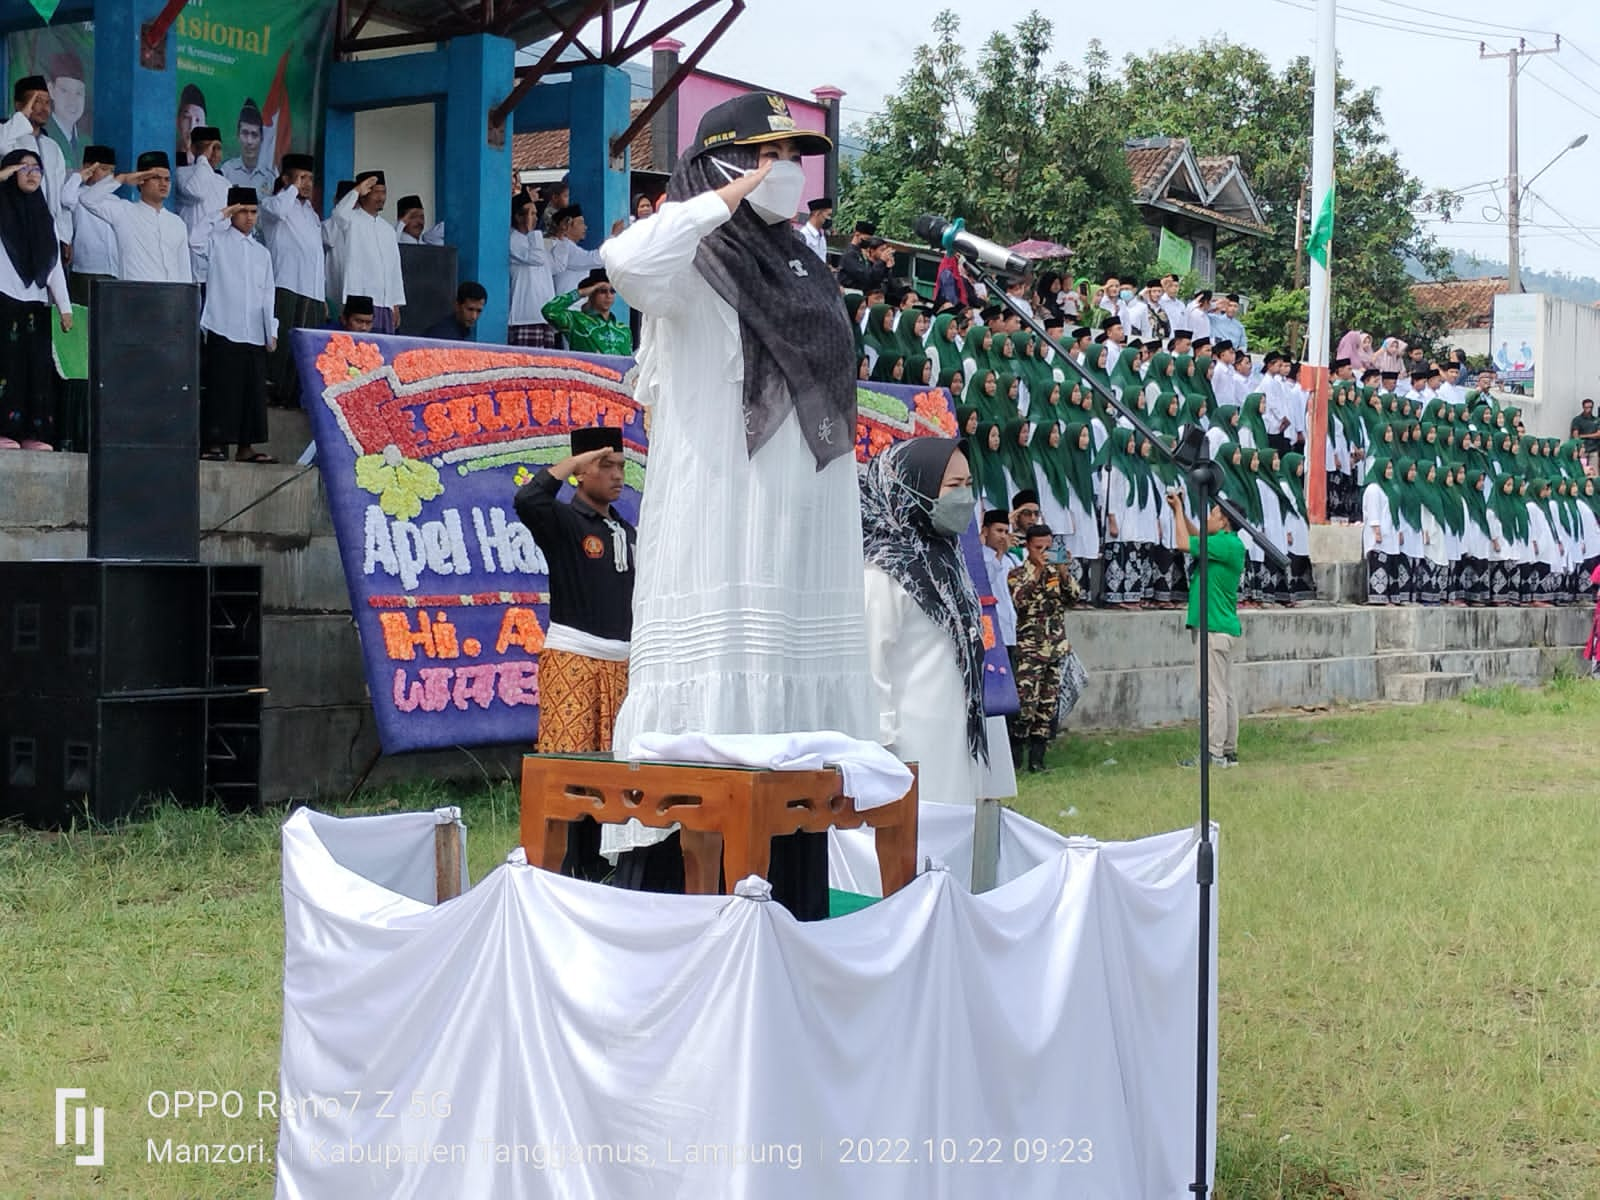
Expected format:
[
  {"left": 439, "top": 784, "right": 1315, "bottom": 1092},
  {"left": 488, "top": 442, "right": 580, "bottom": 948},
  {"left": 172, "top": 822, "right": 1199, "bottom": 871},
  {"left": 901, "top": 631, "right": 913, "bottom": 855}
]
[{"left": 2, "top": 443, "right": 1588, "bottom": 801}]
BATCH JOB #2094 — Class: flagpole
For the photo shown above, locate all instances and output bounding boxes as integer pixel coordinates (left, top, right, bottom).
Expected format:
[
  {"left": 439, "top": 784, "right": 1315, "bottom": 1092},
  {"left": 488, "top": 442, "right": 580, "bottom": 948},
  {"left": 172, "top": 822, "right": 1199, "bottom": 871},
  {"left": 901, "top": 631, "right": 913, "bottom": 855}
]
[{"left": 1305, "top": 0, "right": 1336, "bottom": 523}]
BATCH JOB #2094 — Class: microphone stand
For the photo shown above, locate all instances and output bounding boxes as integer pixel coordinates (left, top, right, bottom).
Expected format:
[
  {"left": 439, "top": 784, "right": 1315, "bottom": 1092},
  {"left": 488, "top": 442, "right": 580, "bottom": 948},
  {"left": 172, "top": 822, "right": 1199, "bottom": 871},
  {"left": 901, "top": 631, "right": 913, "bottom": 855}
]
[{"left": 955, "top": 254, "right": 1288, "bottom": 1200}]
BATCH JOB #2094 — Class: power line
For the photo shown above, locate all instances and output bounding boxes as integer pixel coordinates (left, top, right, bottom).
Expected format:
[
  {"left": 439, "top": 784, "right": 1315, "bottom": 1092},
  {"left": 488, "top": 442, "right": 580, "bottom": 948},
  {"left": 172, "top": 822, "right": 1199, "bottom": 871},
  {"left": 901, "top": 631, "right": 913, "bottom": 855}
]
[
  {"left": 1522, "top": 63, "right": 1600, "bottom": 123},
  {"left": 1268, "top": 0, "right": 1484, "bottom": 45},
  {"left": 1523, "top": 186, "right": 1600, "bottom": 251},
  {"left": 1547, "top": 55, "right": 1600, "bottom": 103},
  {"left": 1561, "top": 39, "right": 1600, "bottom": 77},
  {"left": 1366, "top": 0, "right": 1555, "bottom": 38}
]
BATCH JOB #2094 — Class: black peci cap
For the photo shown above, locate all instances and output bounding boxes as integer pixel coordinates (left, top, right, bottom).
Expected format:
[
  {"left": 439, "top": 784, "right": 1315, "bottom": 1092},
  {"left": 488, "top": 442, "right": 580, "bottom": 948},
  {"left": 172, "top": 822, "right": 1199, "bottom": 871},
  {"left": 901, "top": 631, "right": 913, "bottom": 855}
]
[{"left": 686, "top": 92, "right": 831, "bottom": 161}]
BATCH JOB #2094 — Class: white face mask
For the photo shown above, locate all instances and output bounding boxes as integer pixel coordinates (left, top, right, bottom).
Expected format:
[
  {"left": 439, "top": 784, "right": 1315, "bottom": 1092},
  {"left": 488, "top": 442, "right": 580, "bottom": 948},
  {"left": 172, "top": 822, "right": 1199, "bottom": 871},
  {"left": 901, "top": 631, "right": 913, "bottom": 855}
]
[{"left": 711, "top": 156, "right": 806, "bottom": 225}]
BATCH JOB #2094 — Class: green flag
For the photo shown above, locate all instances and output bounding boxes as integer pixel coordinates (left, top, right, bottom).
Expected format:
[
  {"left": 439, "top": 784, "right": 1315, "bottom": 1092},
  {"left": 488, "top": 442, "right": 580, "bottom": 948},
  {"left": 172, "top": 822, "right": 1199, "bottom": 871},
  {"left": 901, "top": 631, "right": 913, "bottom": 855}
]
[
  {"left": 52, "top": 303, "right": 88, "bottom": 381},
  {"left": 28, "top": 0, "right": 61, "bottom": 23},
  {"left": 1156, "top": 228, "right": 1193, "bottom": 276},
  {"left": 1307, "top": 188, "right": 1335, "bottom": 269}
]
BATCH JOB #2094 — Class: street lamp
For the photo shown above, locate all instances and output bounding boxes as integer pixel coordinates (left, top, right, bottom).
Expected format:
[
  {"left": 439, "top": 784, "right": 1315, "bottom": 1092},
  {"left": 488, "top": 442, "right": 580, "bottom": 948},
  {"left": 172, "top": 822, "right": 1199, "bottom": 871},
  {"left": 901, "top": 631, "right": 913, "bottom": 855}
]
[
  {"left": 1522, "top": 133, "right": 1588, "bottom": 199},
  {"left": 1511, "top": 132, "right": 1587, "bottom": 292}
]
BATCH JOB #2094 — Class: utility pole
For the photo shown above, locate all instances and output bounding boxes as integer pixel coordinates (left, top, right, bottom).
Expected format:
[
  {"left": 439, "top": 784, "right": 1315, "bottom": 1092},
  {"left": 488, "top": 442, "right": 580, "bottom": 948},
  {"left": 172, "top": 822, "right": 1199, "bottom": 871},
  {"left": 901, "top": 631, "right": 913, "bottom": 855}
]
[
  {"left": 1305, "top": 0, "right": 1336, "bottom": 524},
  {"left": 1481, "top": 37, "right": 1560, "bottom": 293}
]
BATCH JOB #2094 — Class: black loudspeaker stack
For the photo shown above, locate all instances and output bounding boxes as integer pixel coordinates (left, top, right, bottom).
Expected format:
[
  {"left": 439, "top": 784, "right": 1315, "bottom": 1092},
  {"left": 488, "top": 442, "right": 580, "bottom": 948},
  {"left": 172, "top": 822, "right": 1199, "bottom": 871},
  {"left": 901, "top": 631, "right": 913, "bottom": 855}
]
[
  {"left": 0, "top": 282, "right": 265, "bottom": 829},
  {"left": 0, "top": 562, "right": 264, "bottom": 827}
]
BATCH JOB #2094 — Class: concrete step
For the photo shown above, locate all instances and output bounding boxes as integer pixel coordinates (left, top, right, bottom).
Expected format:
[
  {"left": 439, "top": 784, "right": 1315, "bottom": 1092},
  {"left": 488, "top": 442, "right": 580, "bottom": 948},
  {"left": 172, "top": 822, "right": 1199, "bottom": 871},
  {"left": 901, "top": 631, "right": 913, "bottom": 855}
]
[
  {"left": 1382, "top": 671, "right": 1473, "bottom": 704},
  {"left": 265, "top": 407, "right": 314, "bottom": 468}
]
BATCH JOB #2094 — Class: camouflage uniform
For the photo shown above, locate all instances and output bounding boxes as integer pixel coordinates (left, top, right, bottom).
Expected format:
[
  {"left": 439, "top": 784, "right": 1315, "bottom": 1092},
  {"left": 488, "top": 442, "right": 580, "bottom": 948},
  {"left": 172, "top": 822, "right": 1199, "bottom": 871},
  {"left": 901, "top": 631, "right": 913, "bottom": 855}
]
[{"left": 1009, "top": 557, "right": 1081, "bottom": 769}]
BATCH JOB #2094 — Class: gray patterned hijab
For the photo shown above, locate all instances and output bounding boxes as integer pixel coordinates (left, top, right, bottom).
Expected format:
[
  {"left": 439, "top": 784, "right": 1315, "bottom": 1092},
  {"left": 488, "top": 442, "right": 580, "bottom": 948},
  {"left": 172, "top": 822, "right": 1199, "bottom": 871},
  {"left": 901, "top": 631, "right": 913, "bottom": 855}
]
[
  {"left": 667, "top": 144, "right": 858, "bottom": 469},
  {"left": 860, "top": 438, "right": 988, "bottom": 765}
]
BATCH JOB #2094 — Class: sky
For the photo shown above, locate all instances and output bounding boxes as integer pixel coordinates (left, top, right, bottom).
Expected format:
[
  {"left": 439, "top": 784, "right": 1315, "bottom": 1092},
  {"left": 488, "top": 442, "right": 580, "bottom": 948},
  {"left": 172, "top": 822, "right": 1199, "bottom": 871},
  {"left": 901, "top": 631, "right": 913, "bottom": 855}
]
[{"left": 664, "top": 0, "right": 1600, "bottom": 280}]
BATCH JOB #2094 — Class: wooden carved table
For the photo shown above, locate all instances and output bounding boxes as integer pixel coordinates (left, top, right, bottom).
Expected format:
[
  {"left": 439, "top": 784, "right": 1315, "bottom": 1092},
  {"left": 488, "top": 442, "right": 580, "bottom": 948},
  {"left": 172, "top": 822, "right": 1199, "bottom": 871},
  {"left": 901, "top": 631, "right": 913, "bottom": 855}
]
[{"left": 519, "top": 754, "right": 920, "bottom": 897}]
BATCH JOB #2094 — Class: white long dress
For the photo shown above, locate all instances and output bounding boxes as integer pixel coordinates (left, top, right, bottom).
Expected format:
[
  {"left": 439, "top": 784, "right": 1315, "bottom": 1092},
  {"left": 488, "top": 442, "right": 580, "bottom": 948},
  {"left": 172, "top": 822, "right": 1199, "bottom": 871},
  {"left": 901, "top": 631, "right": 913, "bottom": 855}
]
[
  {"left": 863, "top": 564, "right": 983, "bottom": 808},
  {"left": 601, "top": 190, "right": 874, "bottom": 853}
]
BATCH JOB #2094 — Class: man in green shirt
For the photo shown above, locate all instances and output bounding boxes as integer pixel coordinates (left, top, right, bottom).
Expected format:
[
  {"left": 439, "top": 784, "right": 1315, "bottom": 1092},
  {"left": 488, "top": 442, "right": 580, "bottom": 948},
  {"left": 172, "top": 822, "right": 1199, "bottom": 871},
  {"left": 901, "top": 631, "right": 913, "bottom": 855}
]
[
  {"left": 1570, "top": 399, "right": 1600, "bottom": 472},
  {"left": 1168, "top": 491, "right": 1245, "bottom": 767},
  {"left": 541, "top": 268, "right": 633, "bottom": 356}
]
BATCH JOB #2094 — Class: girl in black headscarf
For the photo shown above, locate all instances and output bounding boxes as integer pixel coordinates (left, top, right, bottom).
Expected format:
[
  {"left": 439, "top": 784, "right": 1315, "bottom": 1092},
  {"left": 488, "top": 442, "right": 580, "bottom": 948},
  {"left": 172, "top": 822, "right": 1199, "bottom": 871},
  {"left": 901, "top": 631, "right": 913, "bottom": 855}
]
[
  {"left": 862, "top": 436, "right": 994, "bottom": 807},
  {"left": 0, "top": 148, "right": 72, "bottom": 450}
]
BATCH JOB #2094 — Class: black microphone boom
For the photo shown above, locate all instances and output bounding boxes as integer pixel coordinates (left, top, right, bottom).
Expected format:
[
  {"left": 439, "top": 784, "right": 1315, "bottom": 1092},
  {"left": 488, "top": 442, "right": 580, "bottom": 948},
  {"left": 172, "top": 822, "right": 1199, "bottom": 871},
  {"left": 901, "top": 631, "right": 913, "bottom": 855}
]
[{"left": 914, "top": 213, "right": 1030, "bottom": 276}]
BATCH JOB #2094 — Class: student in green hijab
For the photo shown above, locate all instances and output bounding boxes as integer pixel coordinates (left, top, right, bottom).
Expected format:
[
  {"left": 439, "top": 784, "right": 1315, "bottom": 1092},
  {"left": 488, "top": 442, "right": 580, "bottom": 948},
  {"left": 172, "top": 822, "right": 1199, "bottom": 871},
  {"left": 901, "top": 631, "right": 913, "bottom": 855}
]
[
  {"left": 1053, "top": 420, "right": 1101, "bottom": 591},
  {"left": 1029, "top": 421, "right": 1074, "bottom": 563},
  {"left": 868, "top": 351, "right": 906, "bottom": 384},
  {"left": 1280, "top": 451, "right": 1317, "bottom": 601},
  {"left": 964, "top": 369, "right": 1004, "bottom": 426},
  {"left": 1361, "top": 455, "right": 1405, "bottom": 604},
  {"left": 1107, "top": 339, "right": 1144, "bottom": 407},
  {"left": 999, "top": 417, "right": 1036, "bottom": 500},
  {"left": 1487, "top": 473, "right": 1528, "bottom": 605},
  {"left": 1094, "top": 426, "right": 1157, "bottom": 607},
  {"left": 968, "top": 420, "right": 1012, "bottom": 513},
  {"left": 926, "top": 312, "right": 963, "bottom": 378},
  {"left": 954, "top": 403, "right": 980, "bottom": 440}
]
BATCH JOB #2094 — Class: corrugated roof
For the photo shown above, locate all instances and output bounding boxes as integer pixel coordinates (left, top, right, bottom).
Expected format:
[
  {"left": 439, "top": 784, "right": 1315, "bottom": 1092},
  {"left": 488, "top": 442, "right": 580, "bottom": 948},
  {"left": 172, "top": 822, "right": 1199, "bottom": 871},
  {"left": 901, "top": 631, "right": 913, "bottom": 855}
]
[{"left": 1409, "top": 277, "right": 1509, "bottom": 330}]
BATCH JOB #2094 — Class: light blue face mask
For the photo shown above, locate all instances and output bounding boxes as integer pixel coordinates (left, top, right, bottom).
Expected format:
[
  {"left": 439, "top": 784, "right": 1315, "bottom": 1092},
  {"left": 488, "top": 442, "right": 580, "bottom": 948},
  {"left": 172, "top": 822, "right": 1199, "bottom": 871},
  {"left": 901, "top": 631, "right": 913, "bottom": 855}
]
[
  {"left": 1119, "top": 289, "right": 1133, "bottom": 301},
  {"left": 930, "top": 487, "right": 974, "bottom": 536}
]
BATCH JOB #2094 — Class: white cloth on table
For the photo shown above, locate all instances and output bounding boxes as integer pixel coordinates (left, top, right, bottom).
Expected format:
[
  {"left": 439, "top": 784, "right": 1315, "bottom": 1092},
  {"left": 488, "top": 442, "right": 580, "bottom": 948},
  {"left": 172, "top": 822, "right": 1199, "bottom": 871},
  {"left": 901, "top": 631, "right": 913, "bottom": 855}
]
[
  {"left": 79, "top": 178, "right": 191, "bottom": 283},
  {"left": 599, "top": 189, "right": 873, "bottom": 857},
  {"left": 623, "top": 731, "right": 913, "bottom": 810}
]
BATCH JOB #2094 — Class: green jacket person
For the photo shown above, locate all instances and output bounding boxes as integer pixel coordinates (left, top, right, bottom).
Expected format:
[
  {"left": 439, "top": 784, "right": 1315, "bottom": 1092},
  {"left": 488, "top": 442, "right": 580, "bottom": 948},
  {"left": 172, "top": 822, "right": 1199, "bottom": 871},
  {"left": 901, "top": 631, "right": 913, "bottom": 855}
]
[{"left": 541, "top": 268, "right": 633, "bottom": 356}]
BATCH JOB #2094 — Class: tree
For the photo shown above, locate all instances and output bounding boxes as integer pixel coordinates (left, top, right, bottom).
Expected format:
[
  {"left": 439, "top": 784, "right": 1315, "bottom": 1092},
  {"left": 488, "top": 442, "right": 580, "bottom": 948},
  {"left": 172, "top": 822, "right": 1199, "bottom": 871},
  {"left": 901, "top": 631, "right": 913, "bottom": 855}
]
[
  {"left": 844, "top": 19, "right": 1459, "bottom": 345},
  {"left": 839, "top": 11, "right": 1151, "bottom": 282},
  {"left": 1111, "top": 41, "right": 1456, "bottom": 340}
]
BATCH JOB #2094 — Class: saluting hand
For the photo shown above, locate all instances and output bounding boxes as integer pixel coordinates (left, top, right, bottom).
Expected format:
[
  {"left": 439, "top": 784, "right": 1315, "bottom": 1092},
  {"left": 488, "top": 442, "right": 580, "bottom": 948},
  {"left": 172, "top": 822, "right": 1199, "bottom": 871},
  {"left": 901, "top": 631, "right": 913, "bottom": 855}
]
[{"left": 713, "top": 157, "right": 775, "bottom": 215}]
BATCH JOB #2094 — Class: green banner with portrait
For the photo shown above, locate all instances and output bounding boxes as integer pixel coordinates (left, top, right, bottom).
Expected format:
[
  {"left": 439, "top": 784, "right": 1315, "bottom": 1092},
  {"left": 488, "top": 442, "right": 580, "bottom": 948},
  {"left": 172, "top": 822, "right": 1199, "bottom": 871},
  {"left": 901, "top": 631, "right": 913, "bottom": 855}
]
[{"left": 6, "top": 0, "right": 333, "bottom": 172}]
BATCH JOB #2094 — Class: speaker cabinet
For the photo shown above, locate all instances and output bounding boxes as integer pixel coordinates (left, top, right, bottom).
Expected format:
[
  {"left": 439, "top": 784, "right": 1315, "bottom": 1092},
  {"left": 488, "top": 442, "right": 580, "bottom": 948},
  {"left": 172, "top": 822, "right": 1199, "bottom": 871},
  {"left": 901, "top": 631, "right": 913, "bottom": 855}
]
[{"left": 88, "top": 280, "right": 202, "bottom": 562}]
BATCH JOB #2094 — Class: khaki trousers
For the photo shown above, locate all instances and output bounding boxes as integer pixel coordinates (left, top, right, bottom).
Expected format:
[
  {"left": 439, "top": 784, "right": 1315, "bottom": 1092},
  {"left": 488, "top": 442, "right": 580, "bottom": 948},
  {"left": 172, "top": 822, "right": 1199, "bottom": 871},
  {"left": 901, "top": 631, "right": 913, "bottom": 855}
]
[{"left": 1205, "top": 631, "right": 1239, "bottom": 759}]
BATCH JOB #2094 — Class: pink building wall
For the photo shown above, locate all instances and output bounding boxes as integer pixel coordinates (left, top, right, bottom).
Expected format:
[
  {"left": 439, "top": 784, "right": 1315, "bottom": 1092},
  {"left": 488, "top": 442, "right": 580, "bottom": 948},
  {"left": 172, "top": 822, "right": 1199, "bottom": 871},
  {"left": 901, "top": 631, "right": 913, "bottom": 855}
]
[{"left": 674, "top": 73, "right": 831, "bottom": 201}]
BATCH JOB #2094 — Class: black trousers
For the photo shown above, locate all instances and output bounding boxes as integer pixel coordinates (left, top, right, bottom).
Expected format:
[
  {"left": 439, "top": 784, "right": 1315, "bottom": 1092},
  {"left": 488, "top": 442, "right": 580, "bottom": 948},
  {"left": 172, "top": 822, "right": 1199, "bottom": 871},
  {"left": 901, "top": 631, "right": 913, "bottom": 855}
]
[
  {"left": 202, "top": 332, "right": 269, "bottom": 450},
  {"left": 0, "top": 294, "right": 56, "bottom": 444}
]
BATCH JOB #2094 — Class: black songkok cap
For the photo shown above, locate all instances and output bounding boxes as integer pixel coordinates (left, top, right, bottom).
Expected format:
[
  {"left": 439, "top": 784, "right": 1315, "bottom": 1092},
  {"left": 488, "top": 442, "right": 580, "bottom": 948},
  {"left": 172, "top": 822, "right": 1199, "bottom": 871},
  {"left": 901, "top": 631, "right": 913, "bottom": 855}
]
[
  {"left": 685, "top": 91, "right": 831, "bottom": 160},
  {"left": 190, "top": 126, "right": 222, "bottom": 148},
  {"left": 355, "top": 169, "right": 385, "bottom": 186},
  {"left": 1099, "top": 315, "right": 1122, "bottom": 332},
  {"left": 226, "top": 186, "right": 258, "bottom": 206},
  {"left": 1011, "top": 489, "right": 1039, "bottom": 508},
  {"left": 808, "top": 196, "right": 834, "bottom": 212},
  {"left": 1212, "top": 340, "right": 1235, "bottom": 355},
  {"left": 282, "top": 153, "right": 315, "bottom": 175},
  {"left": 344, "top": 295, "right": 375, "bottom": 316},
  {"left": 83, "top": 144, "right": 115, "bottom": 167},
  {"left": 396, "top": 194, "right": 423, "bottom": 215},
  {"left": 13, "top": 75, "right": 46, "bottom": 104},
  {"left": 982, "top": 508, "right": 1010, "bottom": 527},
  {"left": 1330, "top": 356, "right": 1350, "bottom": 369},
  {"left": 571, "top": 426, "right": 624, "bottom": 455},
  {"left": 136, "top": 150, "right": 171, "bottom": 172}
]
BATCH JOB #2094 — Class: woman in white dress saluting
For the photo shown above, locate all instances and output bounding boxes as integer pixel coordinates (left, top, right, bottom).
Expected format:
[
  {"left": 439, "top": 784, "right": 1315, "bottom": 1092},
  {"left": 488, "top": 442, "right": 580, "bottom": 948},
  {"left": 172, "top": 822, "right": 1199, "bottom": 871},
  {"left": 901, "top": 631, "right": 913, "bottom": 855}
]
[{"left": 600, "top": 93, "right": 873, "bottom": 916}]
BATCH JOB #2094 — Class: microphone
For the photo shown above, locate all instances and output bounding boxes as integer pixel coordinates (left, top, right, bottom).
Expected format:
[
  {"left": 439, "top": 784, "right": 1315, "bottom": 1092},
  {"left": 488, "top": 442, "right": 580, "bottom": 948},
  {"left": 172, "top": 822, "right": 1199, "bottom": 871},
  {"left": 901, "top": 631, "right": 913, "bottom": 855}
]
[{"left": 914, "top": 214, "right": 1029, "bottom": 275}]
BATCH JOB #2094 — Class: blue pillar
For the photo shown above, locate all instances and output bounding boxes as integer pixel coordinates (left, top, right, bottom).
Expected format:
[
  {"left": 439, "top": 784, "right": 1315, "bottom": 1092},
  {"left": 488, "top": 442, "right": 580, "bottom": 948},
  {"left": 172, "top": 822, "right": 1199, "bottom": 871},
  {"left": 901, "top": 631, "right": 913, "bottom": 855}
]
[
  {"left": 440, "top": 34, "right": 515, "bottom": 344},
  {"left": 567, "top": 65, "right": 631, "bottom": 251},
  {"left": 322, "top": 108, "right": 355, "bottom": 219},
  {"left": 93, "top": 0, "right": 176, "bottom": 192}
]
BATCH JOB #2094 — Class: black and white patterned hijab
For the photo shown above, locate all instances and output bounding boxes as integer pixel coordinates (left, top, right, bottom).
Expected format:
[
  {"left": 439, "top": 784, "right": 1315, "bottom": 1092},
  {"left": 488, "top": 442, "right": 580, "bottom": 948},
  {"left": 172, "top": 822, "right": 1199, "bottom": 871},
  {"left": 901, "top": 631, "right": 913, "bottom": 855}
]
[
  {"left": 667, "top": 144, "right": 858, "bottom": 469},
  {"left": 860, "top": 437, "right": 988, "bottom": 765}
]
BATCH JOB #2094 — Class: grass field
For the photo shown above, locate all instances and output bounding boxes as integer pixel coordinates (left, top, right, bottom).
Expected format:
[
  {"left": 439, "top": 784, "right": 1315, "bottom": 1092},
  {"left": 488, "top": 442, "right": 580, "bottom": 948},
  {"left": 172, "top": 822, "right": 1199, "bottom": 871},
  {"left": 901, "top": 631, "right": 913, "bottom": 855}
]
[{"left": 2, "top": 679, "right": 1598, "bottom": 1198}]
